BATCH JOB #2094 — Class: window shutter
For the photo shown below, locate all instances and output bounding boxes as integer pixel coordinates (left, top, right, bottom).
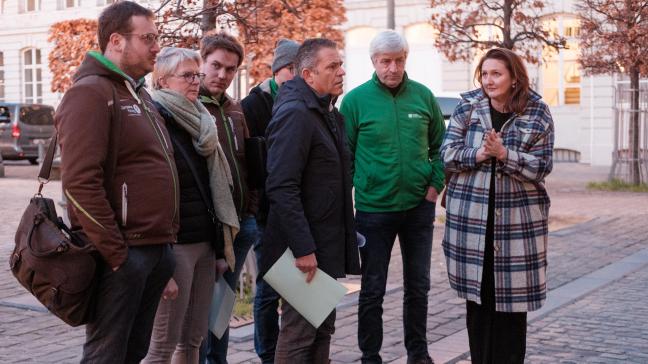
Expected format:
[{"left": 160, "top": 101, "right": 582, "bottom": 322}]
[
  {"left": 57, "top": 0, "right": 64, "bottom": 10},
  {"left": 18, "top": 0, "right": 25, "bottom": 13}
]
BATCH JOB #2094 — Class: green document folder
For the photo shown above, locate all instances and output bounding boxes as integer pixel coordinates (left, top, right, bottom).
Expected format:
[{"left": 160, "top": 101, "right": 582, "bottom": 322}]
[
  {"left": 208, "top": 277, "right": 236, "bottom": 339},
  {"left": 263, "top": 248, "right": 348, "bottom": 328}
]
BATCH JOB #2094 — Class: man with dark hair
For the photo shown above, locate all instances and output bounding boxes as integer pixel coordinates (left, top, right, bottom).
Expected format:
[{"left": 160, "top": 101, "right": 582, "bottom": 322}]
[
  {"left": 260, "top": 38, "right": 361, "bottom": 364},
  {"left": 54, "top": 1, "right": 177, "bottom": 363},
  {"left": 241, "top": 38, "right": 300, "bottom": 364},
  {"left": 198, "top": 32, "right": 259, "bottom": 364}
]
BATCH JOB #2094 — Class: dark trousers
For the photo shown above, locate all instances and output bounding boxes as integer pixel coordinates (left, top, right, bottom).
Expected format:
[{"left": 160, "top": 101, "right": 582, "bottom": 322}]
[
  {"left": 253, "top": 224, "right": 281, "bottom": 364},
  {"left": 81, "top": 244, "right": 175, "bottom": 364},
  {"left": 202, "top": 216, "right": 258, "bottom": 364},
  {"left": 274, "top": 301, "right": 336, "bottom": 364},
  {"left": 466, "top": 222, "right": 527, "bottom": 364},
  {"left": 356, "top": 200, "right": 435, "bottom": 364}
]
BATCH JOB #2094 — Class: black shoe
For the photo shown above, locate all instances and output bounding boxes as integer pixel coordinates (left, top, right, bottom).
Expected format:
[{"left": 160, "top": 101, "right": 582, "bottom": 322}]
[{"left": 407, "top": 355, "right": 434, "bottom": 364}]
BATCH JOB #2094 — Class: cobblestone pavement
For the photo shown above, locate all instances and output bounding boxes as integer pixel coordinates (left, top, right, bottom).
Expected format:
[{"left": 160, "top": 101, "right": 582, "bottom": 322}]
[
  {"left": 1, "top": 162, "right": 647, "bottom": 363},
  {"left": 525, "top": 265, "right": 648, "bottom": 364}
]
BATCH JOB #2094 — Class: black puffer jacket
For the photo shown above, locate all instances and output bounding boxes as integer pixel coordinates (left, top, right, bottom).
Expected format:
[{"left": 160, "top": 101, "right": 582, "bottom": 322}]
[
  {"left": 156, "top": 103, "right": 224, "bottom": 256},
  {"left": 260, "top": 76, "right": 360, "bottom": 278}
]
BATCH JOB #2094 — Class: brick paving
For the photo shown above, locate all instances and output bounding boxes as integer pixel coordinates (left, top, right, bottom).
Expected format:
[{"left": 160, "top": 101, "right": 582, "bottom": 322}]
[
  {"left": 525, "top": 265, "right": 648, "bottom": 364},
  {"left": 1, "top": 162, "right": 647, "bottom": 363}
]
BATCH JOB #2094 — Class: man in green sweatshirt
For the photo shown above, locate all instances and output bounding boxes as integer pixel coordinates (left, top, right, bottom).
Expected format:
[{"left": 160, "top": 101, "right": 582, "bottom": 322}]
[{"left": 340, "top": 30, "right": 445, "bottom": 364}]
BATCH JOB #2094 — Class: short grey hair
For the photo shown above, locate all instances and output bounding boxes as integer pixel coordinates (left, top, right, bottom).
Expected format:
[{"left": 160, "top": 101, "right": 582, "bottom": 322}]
[
  {"left": 295, "top": 38, "right": 337, "bottom": 76},
  {"left": 152, "top": 47, "right": 202, "bottom": 90},
  {"left": 369, "top": 30, "right": 409, "bottom": 60}
]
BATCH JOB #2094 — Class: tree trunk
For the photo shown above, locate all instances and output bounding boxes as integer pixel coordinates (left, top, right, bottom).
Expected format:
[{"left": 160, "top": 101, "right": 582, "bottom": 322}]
[
  {"left": 201, "top": 0, "right": 217, "bottom": 34},
  {"left": 502, "top": 0, "right": 513, "bottom": 49},
  {"left": 629, "top": 67, "right": 641, "bottom": 185}
]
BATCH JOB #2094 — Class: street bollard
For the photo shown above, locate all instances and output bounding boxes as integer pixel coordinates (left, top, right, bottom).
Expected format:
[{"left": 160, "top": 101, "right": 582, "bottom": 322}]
[
  {"left": 0, "top": 153, "right": 4, "bottom": 178},
  {"left": 37, "top": 140, "right": 45, "bottom": 165}
]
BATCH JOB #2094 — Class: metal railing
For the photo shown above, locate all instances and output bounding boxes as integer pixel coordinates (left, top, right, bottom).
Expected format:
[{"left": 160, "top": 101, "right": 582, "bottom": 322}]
[{"left": 610, "top": 83, "right": 648, "bottom": 184}]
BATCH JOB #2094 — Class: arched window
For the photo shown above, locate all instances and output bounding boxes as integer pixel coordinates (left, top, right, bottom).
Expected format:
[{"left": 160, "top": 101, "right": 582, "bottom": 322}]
[
  {"left": 22, "top": 48, "right": 43, "bottom": 103},
  {"left": 540, "top": 15, "right": 582, "bottom": 106},
  {"left": 58, "top": 0, "right": 80, "bottom": 9},
  {"left": 404, "top": 23, "right": 443, "bottom": 93},
  {"left": 344, "top": 27, "right": 379, "bottom": 92},
  {"left": 19, "top": 0, "right": 41, "bottom": 13}
]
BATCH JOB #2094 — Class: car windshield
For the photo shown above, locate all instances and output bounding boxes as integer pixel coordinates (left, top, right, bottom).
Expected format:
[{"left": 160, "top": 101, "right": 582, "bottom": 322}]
[
  {"left": 0, "top": 106, "right": 10, "bottom": 123},
  {"left": 19, "top": 105, "right": 54, "bottom": 126},
  {"left": 436, "top": 97, "right": 461, "bottom": 120}
]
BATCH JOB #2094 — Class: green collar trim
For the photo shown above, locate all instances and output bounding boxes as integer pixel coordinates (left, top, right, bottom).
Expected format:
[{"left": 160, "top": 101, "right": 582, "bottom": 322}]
[
  {"left": 88, "top": 51, "right": 144, "bottom": 87},
  {"left": 200, "top": 94, "right": 225, "bottom": 106},
  {"left": 269, "top": 77, "right": 279, "bottom": 99}
]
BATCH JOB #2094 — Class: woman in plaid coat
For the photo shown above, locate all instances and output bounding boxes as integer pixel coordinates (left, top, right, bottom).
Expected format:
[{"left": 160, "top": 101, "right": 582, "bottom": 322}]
[{"left": 440, "top": 48, "right": 554, "bottom": 363}]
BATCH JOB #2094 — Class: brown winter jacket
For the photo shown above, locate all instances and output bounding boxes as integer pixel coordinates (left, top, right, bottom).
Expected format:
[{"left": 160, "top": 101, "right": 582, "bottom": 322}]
[
  {"left": 55, "top": 51, "right": 179, "bottom": 269},
  {"left": 200, "top": 89, "right": 258, "bottom": 218}
]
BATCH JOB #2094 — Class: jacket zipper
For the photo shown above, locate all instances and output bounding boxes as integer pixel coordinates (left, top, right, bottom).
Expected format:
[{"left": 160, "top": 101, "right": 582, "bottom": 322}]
[
  {"left": 65, "top": 189, "right": 106, "bottom": 230},
  {"left": 219, "top": 106, "right": 244, "bottom": 213},
  {"left": 121, "top": 182, "right": 128, "bottom": 227},
  {"left": 137, "top": 89, "right": 179, "bottom": 227}
]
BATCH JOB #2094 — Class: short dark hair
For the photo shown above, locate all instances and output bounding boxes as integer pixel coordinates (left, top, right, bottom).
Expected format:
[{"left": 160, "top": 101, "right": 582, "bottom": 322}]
[
  {"left": 98, "top": 1, "right": 154, "bottom": 53},
  {"left": 295, "top": 38, "right": 337, "bottom": 75},
  {"left": 200, "top": 32, "right": 244, "bottom": 66}
]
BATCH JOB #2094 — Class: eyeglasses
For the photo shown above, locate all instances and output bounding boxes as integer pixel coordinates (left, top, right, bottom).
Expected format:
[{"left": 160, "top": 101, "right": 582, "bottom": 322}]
[
  {"left": 121, "top": 33, "right": 160, "bottom": 46},
  {"left": 172, "top": 72, "right": 206, "bottom": 83}
]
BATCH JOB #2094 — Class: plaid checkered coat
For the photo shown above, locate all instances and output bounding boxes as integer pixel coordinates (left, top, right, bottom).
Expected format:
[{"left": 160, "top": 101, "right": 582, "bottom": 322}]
[{"left": 440, "top": 88, "right": 554, "bottom": 312}]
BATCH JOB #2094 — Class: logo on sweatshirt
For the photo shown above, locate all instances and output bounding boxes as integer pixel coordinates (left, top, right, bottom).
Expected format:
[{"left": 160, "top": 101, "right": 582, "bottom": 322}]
[
  {"left": 408, "top": 113, "right": 423, "bottom": 119},
  {"left": 121, "top": 104, "right": 142, "bottom": 116}
]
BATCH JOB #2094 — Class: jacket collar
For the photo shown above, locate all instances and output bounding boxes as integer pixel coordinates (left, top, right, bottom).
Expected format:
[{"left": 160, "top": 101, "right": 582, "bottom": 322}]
[
  {"left": 199, "top": 87, "right": 232, "bottom": 107},
  {"left": 461, "top": 88, "right": 542, "bottom": 105},
  {"left": 371, "top": 71, "right": 409, "bottom": 96},
  {"left": 294, "top": 76, "right": 333, "bottom": 114},
  {"left": 85, "top": 51, "right": 145, "bottom": 89}
]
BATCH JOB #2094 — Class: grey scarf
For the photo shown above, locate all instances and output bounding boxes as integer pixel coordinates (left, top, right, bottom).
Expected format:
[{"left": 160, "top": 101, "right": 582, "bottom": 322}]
[{"left": 153, "top": 89, "right": 239, "bottom": 270}]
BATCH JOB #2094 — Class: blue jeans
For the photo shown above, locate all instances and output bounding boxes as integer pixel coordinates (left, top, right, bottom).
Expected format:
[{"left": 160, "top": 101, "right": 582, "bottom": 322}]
[
  {"left": 253, "top": 223, "right": 281, "bottom": 363},
  {"left": 356, "top": 200, "right": 435, "bottom": 364},
  {"left": 201, "top": 216, "right": 258, "bottom": 364},
  {"left": 82, "top": 244, "right": 175, "bottom": 364}
]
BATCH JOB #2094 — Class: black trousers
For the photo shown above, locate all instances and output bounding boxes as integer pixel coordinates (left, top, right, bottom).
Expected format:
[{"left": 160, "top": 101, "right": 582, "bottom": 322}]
[{"left": 466, "top": 224, "right": 527, "bottom": 364}]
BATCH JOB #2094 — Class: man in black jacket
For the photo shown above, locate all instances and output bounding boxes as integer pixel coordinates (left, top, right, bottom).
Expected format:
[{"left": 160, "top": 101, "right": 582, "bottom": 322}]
[
  {"left": 241, "top": 38, "right": 299, "bottom": 364},
  {"left": 261, "top": 38, "right": 361, "bottom": 364}
]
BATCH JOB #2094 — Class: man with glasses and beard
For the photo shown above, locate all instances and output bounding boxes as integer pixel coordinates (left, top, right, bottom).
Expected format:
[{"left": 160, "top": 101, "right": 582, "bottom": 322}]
[{"left": 54, "top": 2, "right": 177, "bottom": 363}]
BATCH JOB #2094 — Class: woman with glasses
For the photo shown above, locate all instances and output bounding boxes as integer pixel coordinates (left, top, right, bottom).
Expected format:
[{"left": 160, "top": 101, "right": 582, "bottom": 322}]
[
  {"left": 142, "top": 47, "right": 237, "bottom": 364},
  {"left": 440, "top": 48, "right": 554, "bottom": 363}
]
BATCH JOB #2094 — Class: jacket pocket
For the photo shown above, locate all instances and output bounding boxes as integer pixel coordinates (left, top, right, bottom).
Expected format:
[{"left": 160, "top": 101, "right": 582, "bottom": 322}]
[{"left": 121, "top": 182, "right": 128, "bottom": 227}]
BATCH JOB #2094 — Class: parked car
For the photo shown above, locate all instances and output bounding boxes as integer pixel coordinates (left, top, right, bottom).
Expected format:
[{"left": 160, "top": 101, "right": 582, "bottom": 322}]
[
  {"left": 0, "top": 103, "right": 55, "bottom": 164},
  {"left": 434, "top": 92, "right": 462, "bottom": 125}
]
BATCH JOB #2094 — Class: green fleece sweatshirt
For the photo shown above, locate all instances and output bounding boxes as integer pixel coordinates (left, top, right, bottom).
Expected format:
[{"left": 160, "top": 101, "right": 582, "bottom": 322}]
[{"left": 340, "top": 72, "right": 446, "bottom": 212}]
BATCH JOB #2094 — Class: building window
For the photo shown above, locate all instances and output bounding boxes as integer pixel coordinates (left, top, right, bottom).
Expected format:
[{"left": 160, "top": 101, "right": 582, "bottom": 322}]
[
  {"left": 541, "top": 16, "right": 581, "bottom": 106},
  {"left": 97, "top": 0, "right": 115, "bottom": 5},
  {"left": 20, "top": 0, "right": 41, "bottom": 12},
  {"left": 0, "top": 52, "right": 4, "bottom": 102},
  {"left": 59, "top": 0, "right": 80, "bottom": 8},
  {"left": 23, "top": 48, "right": 43, "bottom": 103}
]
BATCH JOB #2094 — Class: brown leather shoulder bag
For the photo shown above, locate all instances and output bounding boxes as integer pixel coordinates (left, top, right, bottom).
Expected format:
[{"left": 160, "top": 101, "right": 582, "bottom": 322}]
[{"left": 10, "top": 133, "right": 99, "bottom": 326}]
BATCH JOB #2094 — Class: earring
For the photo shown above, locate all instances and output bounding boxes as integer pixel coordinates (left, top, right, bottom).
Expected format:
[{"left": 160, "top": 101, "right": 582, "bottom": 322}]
[{"left": 512, "top": 83, "right": 516, "bottom": 89}]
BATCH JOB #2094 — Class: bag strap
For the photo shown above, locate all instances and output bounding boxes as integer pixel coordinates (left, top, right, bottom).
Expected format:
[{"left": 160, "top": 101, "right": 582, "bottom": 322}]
[
  {"left": 38, "top": 84, "right": 121, "bottom": 195},
  {"left": 168, "top": 131, "right": 218, "bottom": 224}
]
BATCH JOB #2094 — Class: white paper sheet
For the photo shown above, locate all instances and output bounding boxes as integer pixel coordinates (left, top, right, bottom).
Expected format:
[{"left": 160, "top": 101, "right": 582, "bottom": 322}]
[{"left": 263, "top": 248, "right": 348, "bottom": 328}]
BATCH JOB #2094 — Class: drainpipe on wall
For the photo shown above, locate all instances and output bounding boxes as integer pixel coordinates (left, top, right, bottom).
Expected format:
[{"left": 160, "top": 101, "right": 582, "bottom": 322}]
[
  {"left": 589, "top": 75, "right": 594, "bottom": 165},
  {"left": 387, "top": 0, "right": 395, "bottom": 29}
]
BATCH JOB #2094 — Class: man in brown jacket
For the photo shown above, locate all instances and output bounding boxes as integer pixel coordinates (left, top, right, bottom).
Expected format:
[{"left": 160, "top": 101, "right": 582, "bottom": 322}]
[
  {"left": 54, "top": 2, "right": 177, "bottom": 363},
  {"left": 198, "top": 32, "right": 259, "bottom": 364}
]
